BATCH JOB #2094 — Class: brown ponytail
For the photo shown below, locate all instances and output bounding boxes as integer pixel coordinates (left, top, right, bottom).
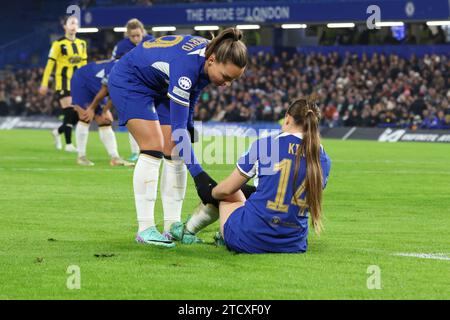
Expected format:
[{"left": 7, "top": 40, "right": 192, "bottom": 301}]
[
  {"left": 205, "top": 28, "right": 248, "bottom": 68},
  {"left": 287, "top": 94, "right": 324, "bottom": 234}
]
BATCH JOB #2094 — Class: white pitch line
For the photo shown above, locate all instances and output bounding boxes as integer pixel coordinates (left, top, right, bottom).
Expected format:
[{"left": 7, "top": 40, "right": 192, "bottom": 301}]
[
  {"left": 0, "top": 156, "right": 74, "bottom": 160},
  {"left": 392, "top": 253, "right": 450, "bottom": 261},
  {"left": 0, "top": 167, "right": 132, "bottom": 172},
  {"left": 339, "top": 170, "right": 450, "bottom": 175}
]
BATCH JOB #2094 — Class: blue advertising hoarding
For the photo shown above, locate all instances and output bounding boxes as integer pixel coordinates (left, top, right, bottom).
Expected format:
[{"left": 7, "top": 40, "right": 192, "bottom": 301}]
[{"left": 81, "top": 0, "right": 450, "bottom": 27}]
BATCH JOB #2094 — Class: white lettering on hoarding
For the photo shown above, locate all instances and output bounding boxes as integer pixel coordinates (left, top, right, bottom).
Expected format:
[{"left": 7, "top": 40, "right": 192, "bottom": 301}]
[
  {"left": 401, "top": 134, "right": 439, "bottom": 142},
  {"left": 186, "top": 9, "right": 204, "bottom": 22},
  {"left": 205, "top": 8, "right": 235, "bottom": 21},
  {"left": 186, "top": 6, "right": 290, "bottom": 22},
  {"left": 243, "top": 6, "right": 290, "bottom": 22}
]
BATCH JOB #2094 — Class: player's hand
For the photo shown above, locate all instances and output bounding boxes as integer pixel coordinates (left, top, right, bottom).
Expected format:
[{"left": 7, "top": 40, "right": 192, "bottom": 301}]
[
  {"left": 193, "top": 171, "right": 219, "bottom": 206},
  {"left": 82, "top": 108, "right": 95, "bottom": 123},
  {"left": 77, "top": 108, "right": 88, "bottom": 122},
  {"left": 38, "top": 86, "right": 48, "bottom": 96}
]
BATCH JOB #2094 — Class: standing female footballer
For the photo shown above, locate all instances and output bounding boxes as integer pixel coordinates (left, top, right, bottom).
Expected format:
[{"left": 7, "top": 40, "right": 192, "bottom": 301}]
[
  {"left": 111, "top": 18, "right": 155, "bottom": 162},
  {"left": 171, "top": 97, "right": 332, "bottom": 253},
  {"left": 108, "top": 28, "right": 248, "bottom": 248},
  {"left": 39, "top": 15, "right": 87, "bottom": 152},
  {"left": 71, "top": 59, "right": 134, "bottom": 167}
]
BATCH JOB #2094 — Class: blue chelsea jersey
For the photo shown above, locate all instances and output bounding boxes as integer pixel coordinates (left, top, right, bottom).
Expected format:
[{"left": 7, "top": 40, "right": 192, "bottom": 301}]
[
  {"left": 236, "top": 132, "right": 331, "bottom": 252},
  {"left": 110, "top": 35, "right": 211, "bottom": 107},
  {"left": 111, "top": 34, "right": 155, "bottom": 59},
  {"left": 74, "top": 59, "right": 117, "bottom": 94}
]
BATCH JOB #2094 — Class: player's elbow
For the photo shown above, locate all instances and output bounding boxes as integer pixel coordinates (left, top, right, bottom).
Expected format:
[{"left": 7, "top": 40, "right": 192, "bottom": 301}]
[{"left": 212, "top": 187, "right": 230, "bottom": 200}]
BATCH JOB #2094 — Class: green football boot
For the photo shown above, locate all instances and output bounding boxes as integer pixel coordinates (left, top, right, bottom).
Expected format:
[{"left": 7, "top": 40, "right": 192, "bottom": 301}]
[
  {"left": 170, "top": 220, "right": 203, "bottom": 244},
  {"left": 135, "top": 226, "right": 175, "bottom": 248}
]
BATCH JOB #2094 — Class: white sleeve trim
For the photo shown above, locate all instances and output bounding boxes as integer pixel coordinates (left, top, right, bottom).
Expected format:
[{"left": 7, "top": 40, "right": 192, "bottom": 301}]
[
  {"left": 167, "top": 92, "right": 190, "bottom": 107},
  {"left": 236, "top": 163, "right": 256, "bottom": 179},
  {"left": 173, "top": 86, "right": 190, "bottom": 100}
]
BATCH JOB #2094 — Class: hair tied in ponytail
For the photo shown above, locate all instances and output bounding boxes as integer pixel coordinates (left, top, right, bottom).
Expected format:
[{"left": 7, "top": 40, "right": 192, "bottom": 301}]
[
  {"left": 233, "top": 30, "right": 242, "bottom": 41},
  {"left": 224, "top": 29, "right": 241, "bottom": 41},
  {"left": 205, "top": 27, "right": 248, "bottom": 68},
  {"left": 288, "top": 96, "right": 323, "bottom": 235}
]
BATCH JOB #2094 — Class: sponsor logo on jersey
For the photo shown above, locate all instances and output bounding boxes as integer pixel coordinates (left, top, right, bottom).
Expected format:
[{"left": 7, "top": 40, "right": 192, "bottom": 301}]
[{"left": 69, "top": 56, "right": 82, "bottom": 64}]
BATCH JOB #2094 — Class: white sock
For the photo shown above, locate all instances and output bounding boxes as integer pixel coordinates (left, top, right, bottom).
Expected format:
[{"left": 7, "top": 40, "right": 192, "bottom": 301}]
[
  {"left": 134, "top": 154, "right": 162, "bottom": 232},
  {"left": 186, "top": 203, "right": 219, "bottom": 234},
  {"left": 129, "top": 132, "right": 140, "bottom": 154},
  {"left": 99, "top": 126, "right": 119, "bottom": 159},
  {"left": 75, "top": 121, "right": 90, "bottom": 157},
  {"left": 160, "top": 158, "right": 187, "bottom": 232}
]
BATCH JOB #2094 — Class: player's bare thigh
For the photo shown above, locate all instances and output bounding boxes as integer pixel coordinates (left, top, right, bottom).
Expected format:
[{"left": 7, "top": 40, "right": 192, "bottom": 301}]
[
  {"left": 127, "top": 119, "right": 164, "bottom": 152},
  {"left": 219, "top": 190, "right": 246, "bottom": 237}
]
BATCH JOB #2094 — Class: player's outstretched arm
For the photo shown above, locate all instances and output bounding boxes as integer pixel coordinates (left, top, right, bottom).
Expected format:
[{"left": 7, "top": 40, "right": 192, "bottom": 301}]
[
  {"left": 212, "top": 168, "right": 248, "bottom": 201},
  {"left": 88, "top": 85, "right": 108, "bottom": 112},
  {"left": 102, "top": 98, "right": 113, "bottom": 113},
  {"left": 81, "top": 85, "right": 109, "bottom": 123},
  {"left": 169, "top": 99, "right": 204, "bottom": 177}
]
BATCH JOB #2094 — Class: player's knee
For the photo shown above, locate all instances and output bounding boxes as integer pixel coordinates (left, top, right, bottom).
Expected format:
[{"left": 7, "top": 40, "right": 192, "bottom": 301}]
[
  {"left": 59, "top": 97, "right": 72, "bottom": 108},
  {"left": 98, "top": 122, "right": 112, "bottom": 127},
  {"left": 139, "top": 141, "right": 163, "bottom": 152},
  {"left": 140, "top": 150, "right": 164, "bottom": 159},
  {"left": 74, "top": 105, "right": 82, "bottom": 115},
  {"left": 163, "top": 145, "right": 176, "bottom": 157},
  {"left": 127, "top": 122, "right": 164, "bottom": 151}
]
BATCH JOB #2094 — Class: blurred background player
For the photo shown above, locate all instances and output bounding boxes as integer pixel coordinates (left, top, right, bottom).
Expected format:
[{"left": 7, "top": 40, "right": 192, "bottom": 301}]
[
  {"left": 39, "top": 15, "right": 87, "bottom": 152},
  {"left": 71, "top": 59, "right": 134, "bottom": 167},
  {"left": 111, "top": 18, "right": 155, "bottom": 162},
  {"left": 108, "top": 28, "right": 247, "bottom": 247},
  {"left": 171, "top": 96, "right": 331, "bottom": 253}
]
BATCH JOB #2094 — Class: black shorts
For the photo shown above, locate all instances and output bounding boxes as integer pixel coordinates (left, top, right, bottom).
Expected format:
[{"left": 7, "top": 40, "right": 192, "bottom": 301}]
[{"left": 56, "top": 89, "right": 71, "bottom": 100}]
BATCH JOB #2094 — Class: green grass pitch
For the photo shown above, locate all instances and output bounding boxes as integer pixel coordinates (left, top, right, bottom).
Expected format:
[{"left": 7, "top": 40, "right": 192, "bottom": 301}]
[{"left": 0, "top": 129, "right": 449, "bottom": 299}]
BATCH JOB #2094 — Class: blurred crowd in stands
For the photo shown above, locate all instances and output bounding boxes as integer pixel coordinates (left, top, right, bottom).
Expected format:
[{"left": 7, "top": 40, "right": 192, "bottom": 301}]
[
  {"left": 0, "top": 53, "right": 109, "bottom": 117},
  {"left": 195, "top": 51, "right": 450, "bottom": 129},
  {"left": 1, "top": 51, "right": 449, "bottom": 129}
]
